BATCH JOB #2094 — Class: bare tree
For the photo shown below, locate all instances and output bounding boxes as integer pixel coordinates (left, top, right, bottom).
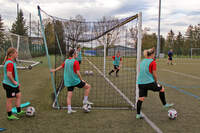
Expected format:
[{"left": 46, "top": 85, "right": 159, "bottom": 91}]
[
  {"left": 93, "top": 16, "right": 121, "bottom": 55},
  {"left": 63, "top": 15, "right": 87, "bottom": 49}
]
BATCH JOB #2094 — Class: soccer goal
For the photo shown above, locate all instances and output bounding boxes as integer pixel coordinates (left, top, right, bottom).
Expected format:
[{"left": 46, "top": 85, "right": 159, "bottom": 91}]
[
  {"left": 38, "top": 6, "right": 142, "bottom": 110},
  {"left": 191, "top": 48, "right": 200, "bottom": 59},
  {"left": 0, "top": 31, "right": 42, "bottom": 69}
]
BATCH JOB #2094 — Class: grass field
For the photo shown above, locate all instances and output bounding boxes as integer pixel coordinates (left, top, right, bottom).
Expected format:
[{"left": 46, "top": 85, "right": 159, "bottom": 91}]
[{"left": 0, "top": 56, "right": 200, "bottom": 133}]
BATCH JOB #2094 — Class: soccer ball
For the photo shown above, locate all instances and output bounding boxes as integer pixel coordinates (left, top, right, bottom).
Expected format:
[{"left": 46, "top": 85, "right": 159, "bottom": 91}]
[
  {"left": 85, "top": 71, "right": 89, "bottom": 75},
  {"left": 89, "top": 71, "right": 93, "bottom": 75},
  {"left": 83, "top": 104, "right": 92, "bottom": 113},
  {"left": 26, "top": 106, "right": 35, "bottom": 116},
  {"left": 168, "top": 109, "right": 177, "bottom": 120}
]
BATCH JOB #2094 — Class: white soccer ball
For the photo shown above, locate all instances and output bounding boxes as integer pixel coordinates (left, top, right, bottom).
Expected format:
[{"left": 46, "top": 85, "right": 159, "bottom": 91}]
[
  {"left": 85, "top": 71, "right": 89, "bottom": 75},
  {"left": 89, "top": 71, "right": 93, "bottom": 75},
  {"left": 26, "top": 106, "right": 35, "bottom": 116},
  {"left": 83, "top": 104, "right": 91, "bottom": 113},
  {"left": 168, "top": 109, "right": 177, "bottom": 120}
]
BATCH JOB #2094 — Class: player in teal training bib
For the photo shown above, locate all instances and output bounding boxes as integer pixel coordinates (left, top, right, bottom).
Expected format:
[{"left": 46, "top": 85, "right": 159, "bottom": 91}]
[
  {"left": 2, "top": 48, "right": 25, "bottom": 120},
  {"left": 108, "top": 51, "right": 122, "bottom": 77},
  {"left": 136, "top": 48, "right": 174, "bottom": 119},
  {"left": 51, "top": 49, "right": 93, "bottom": 114},
  {"left": 76, "top": 46, "right": 82, "bottom": 65}
]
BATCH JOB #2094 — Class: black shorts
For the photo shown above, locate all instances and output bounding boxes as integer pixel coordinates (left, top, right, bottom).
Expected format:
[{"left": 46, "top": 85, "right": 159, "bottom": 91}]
[
  {"left": 67, "top": 80, "right": 86, "bottom": 91},
  {"left": 168, "top": 57, "right": 172, "bottom": 60},
  {"left": 2, "top": 83, "right": 20, "bottom": 98},
  {"left": 78, "top": 61, "right": 81, "bottom": 64},
  {"left": 114, "top": 65, "right": 119, "bottom": 69},
  {"left": 138, "top": 82, "right": 162, "bottom": 97}
]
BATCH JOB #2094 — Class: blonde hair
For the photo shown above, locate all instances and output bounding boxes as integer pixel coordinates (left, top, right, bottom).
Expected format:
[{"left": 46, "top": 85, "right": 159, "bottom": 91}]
[
  {"left": 143, "top": 47, "right": 155, "bottom": 58},
  {"left": 3, "top": 47, "right": 16, "bottom": 65}
]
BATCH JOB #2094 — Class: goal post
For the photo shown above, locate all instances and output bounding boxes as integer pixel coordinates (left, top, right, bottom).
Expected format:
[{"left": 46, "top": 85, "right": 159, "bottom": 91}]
[
  {"left": 38, "top": 6, "right": 142, "bottom": 109},
  {"left": 0, "top": 31, "right": 42, "bottom": 70}
]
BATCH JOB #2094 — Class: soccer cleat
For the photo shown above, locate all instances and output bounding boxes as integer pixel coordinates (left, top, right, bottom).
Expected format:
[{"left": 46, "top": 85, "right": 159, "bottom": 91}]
[
  {"left": 164, "top": 103, "right": 174, "bottom": 109},
  {"left": 17, "top": 110, "right": 26, "bottom": 116},
  {"left": 8, "top": 115, "right": 19, "bottom": 120},
  {"left": 83, "top": 100, "right": 93, "bottom": 105},
  {"left": 136, "top": 114, "right": 143, "bottom": 119},
  {"left": 67, "top": 109, "right": 77, "bottom": 114}
]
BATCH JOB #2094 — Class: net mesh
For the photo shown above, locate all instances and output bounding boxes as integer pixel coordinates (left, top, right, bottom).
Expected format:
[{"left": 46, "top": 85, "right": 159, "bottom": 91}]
[
  {"left": 39, "top": 8, "right": 139, "bottom": 109},
  {"left": 0, "top": 31, "right": 42, "bottom": 69}
]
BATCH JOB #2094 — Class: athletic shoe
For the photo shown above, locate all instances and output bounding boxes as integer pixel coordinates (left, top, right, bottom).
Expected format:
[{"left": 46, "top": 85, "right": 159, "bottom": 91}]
[
  {"left": 8, "top": 115, "right": 19, "bottom": 120},
  {"left": 67, "top": 109, "right": 77, "bottom": 114},
  {"left": 17, "top": 110, "right": 26, "bottom": 116},
  {"left": 136, "top": 114, "right": 143, "bottom": 119},
  {"left": 164, "top": 103, "right": 174, "bottom": 109},
  {"left": 83, "top": 100, "right": 93, "bottom": 105}
]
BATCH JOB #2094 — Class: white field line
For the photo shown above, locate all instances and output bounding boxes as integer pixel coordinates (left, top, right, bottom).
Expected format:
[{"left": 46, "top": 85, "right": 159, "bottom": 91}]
[
  {"left": 86, "top": 57, "right": 163, "bottom": 133},
  {"left": 161, "top": 69, "right": 200, "bottom": 80}
]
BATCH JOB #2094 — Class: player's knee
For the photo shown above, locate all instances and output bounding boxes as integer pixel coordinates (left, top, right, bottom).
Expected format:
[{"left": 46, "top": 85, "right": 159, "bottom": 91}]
[
  {"left": 139, "top": 97, "right": 144, "bottom": 101},
  {"left": 160, "top": 87, "right": 165, "bottom": 92},
  {"left": 85, "top": 84, "right": 91, "bottom": 89},
  {"left": 16, "top": 93, "right": 21, "bottom": 99}
]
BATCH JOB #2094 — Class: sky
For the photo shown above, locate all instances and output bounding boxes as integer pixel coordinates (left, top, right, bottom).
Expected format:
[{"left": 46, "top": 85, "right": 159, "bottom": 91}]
[{"left": 0, "top": 0, "right": 200, "bottom": 38}]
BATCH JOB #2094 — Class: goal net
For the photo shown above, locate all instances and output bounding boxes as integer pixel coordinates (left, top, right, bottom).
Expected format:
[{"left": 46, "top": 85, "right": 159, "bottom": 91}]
[
  {"left": 38, "top": 6, "right": 142, "bottom": 109},
  {"left": 0, "top": 31, "right": 41, "bottom": 69},
  {"left": 191, "top": 48, "right": 200, "bottom": 59}
]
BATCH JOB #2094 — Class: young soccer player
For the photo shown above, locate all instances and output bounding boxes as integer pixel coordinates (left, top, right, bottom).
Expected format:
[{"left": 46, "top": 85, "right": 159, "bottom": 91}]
[
  {"left": 136, "top": 48, "right": 173, "bottom": 119},
  {"left": 2, "top": 47, "right": 25, "bottom": 120},
  {"left": 108, "top": 51, "right": 122, "bottom": 77},
  {"left": 76, "top": 46, "right": 82, "bottom": 65},
  {"left": 50, "top": 49, "right": 93, "bottom": 114},
  {"left": 167, "top": 49, "right": 173, "bottom": 65}
]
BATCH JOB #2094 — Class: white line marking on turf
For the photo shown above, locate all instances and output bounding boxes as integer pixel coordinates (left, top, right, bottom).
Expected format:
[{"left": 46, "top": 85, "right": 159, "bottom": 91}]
[
  {"left": 161, "top": 69, "right": 200, "bottom": 80},
  {"left": 86, "top": 57, "right": 163, "bottom": 133}
]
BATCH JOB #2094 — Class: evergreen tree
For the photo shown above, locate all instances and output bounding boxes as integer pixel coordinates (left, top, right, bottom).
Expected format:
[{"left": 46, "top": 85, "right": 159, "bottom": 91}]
[
  {"left": 11, "top": 9, "right": 28, "bottom": 36},
  {"left": 175, "top": 32, "right": 184, "bottom": 55}
]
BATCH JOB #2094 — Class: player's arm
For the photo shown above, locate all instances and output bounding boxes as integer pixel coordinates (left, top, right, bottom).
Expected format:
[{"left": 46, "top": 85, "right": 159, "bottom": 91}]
[
  {"left": 151, "top": 61, "right": 157, "bottom": 82},
  {"left": 152, "top": 70, "right": 158, "bottom": 82},
  {"left": 7, "top": 72, "right": 17, "bottom": 85},
  {"left": 119, "top": 58, "right": 122, "bottom": 68},
  {"left": 50, "top": 65, "right": 63, "bottom": 72},
  {"left": 76, "top": 70, "right": 83, "bottom": 81},
  {"left": 7, "top": 63, "right": 17, "bottom": 85},
  {"left": 74, "top": 61, "right": 82, "bottom": 80}
]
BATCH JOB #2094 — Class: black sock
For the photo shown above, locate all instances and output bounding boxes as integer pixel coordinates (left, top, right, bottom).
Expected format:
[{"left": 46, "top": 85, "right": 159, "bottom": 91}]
[
  {"left": 137, "top": 100, "right": 143, "bottom": 114},
  {"left": 8, "top": 111, "right": 12, "bottom": 116},
  {"left": 17, "top": 107, "right": 21, "bottom": 113},
  {"left": 159, "top": 92, "right": 166, "bottom": 105},
  {"left": 109, "top": 70, "right": 114, "bottom": 74},
  {"left": 116, "top": 69, "right": 119, "bottom": 75}
]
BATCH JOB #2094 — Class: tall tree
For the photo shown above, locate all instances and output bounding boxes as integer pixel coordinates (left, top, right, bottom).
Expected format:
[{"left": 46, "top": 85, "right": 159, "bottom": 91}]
[
  {"left": 0, "top": 15, "right": 5, "bottom": 63},
  {"left": 11, "top": 9, "right": 28, "bottom": 36},
  {"left": 175, "top": 32, "right": 184, "bottom": 55},
  {"left": 0, "top": 15, "right": 4, "bottom": 44},
  {"left": 63, "top": 14, "right": 86, "bottom": 49},
  {"left": 142, "top": 33, "right": 157, "bottom": 50},
  {"left": 44, "top": 21, "right": 55, "bottom": 54},
  {"left": 93, "top": 16, "right": 121, "bottom": 55}
]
